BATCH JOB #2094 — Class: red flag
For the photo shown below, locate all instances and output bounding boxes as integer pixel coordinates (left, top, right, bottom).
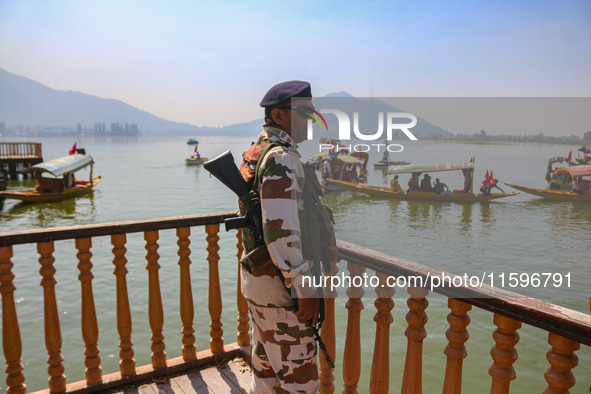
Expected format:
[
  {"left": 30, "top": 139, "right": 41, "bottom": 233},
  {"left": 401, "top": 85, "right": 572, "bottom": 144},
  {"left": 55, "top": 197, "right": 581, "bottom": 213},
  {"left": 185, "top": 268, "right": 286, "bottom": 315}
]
[
  {"left": 490, "top": 170, "right": 495, "bottom": 184},
  {"left": 483, "top": 170, "right": 490, "bottom": 186},
  {"left": 69, "top": 142, "right": 77, "bottom": 155},
  {"left": 470, "top": 157, "right": 473, "bottom": 163},
  {"left": 566, "top": 150, "right": 572, "bottom": 163}
]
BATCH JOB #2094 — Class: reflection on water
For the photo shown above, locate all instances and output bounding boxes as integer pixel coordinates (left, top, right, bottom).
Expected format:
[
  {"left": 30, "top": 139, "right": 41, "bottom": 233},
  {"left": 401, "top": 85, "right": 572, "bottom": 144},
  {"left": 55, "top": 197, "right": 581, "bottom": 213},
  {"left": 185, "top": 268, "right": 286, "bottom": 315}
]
[
  {"left": 2, "top": 137, "right": 591, "bottom": 392},
  {"left": 459, "top": 204, "right": 472, "bottom": 233},
  {"left": 1, "top": 191, "right": 97, "bottom": 228}
]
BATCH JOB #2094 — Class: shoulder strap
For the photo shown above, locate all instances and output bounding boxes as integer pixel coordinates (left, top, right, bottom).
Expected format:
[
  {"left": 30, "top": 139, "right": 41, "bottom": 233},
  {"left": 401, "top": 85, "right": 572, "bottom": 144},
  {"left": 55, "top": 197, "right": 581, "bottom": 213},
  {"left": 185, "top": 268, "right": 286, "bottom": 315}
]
[{"left": 252, "top": 141, "right": 289, "bottom": 191}]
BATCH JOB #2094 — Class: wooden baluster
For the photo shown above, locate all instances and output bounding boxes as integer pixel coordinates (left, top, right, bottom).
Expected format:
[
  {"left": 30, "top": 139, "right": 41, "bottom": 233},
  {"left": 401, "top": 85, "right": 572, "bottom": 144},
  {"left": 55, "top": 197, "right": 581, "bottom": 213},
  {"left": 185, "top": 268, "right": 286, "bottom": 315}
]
[
  {"left": 111, "top": 234, "right": 136, "bottom": 375},
  {"left": 0, "top": 246, "right": 26, "bottom": 394},
  {"left": 342, "top": 262, "right": 365, "bottom": 394},
  {"left": 38, "top": 241, "right": 66, "bottom": 392},
  {"left": 177, "top": 227, "right": 196, "bottom": 361},
  {"left": 370, "top": 272, "right": 395, "bottom": 394},
  {"left": 144, "top": 230, "right": 167, "bottom": 368},
  {"left": 401, "top": 285, "right": 429, "bottom": 394},
  {"left": 206, "top": 224, "right": 224, "bottom": 353},
  {"left": 235, "top": 230, "right": 250, "bottom": 347},
  {"left": 488, "top": 314, "right": 521, "bottom": 393},
  {"left": 319, "top": 259, "right": 338, "bottom": 394},
  {"left": 442, "top": 298, "right": 472, "bottom": 394},
  {"left": 76, "top": 237, "right": 102, "bottom": 385},
  {"left": 543, "top": 332, "right": 579, "bottom": 394}
]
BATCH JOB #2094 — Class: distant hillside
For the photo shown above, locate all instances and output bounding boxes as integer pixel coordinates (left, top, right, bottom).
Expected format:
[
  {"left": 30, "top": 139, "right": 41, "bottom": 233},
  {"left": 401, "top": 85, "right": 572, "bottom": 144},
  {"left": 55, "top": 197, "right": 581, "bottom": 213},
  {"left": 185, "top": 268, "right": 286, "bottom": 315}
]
[
  {"left": 0, "top": 68, "right": 451, "bottom": 138},
  {"left": 0, "top": 68, "right": 225, "bottom": 136}
]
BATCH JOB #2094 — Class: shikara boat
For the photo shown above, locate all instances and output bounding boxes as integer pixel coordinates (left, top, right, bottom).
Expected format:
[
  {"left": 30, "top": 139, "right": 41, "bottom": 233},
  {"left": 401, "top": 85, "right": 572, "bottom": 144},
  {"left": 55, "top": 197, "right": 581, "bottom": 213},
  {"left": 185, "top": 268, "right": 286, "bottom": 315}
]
[
  {"left": 0, "top": 153, "right": 101, "bottom": 203},
  {"left": 321, "top": 154, "right": 365, "bottom": 191},
  {"left": 185, "top": 155, "right": 209, "bottom": 165},
  {"left": 330, "top": 160, "right": 517, "bottom": 202},
  {"left": 331, "top": 179, "right": 516, "bottom": 202},
  {"left": 575, "top": 146, "right": 591, "bottom": 165},
  {"left": 185, "top": 139, "right": 208, "bottom": 165},
  {"left": 507, "top": 165, "right": 591, "bottom": 203}
]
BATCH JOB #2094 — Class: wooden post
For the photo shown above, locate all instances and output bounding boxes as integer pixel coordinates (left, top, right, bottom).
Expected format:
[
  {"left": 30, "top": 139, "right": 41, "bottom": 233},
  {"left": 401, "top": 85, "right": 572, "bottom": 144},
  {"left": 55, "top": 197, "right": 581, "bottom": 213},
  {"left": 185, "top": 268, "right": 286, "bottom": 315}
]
[
  {"left": 76, "top": 237, "right": 102, "bottom": 385},
  {"left": 235, "top": 230, "right": 250, "bottom": 347},
  {"left": 342, "top": 262, "right": 365, "bottom": 394},
  {"left": 0, "top": 246, "right": 26, "bottom": 394},
  {"left": 177, "top": 227, "right": 196, "bottom": 361},
  {"left": 205, "top": 224, "right": 224, "bottom": 353},
  {"left": 111, "top": 234, "right": 136, "bottom": 376},
  {"left": 488, "top": 314, "right": 521, "bottom": 393},
  {"left": 370, "top": 272, "right": 395, "bottom": 394},
  {"left": 319, "top": 258, "right": 338, "bottom": 394},
  {"left": 543, "top": 332, "right": 579, "bottom": 394},
  {"left": 38, "top": 241, "right": 66, "bottom": 392},
  {"left": 401, "top": 285, "right": 429, "bottom": 394},
  {"left": 442, "top": 298, "right": 472, "bottom": 394},
  {"left": 144, "top": 230, "right": 167, "bottom": 369}
]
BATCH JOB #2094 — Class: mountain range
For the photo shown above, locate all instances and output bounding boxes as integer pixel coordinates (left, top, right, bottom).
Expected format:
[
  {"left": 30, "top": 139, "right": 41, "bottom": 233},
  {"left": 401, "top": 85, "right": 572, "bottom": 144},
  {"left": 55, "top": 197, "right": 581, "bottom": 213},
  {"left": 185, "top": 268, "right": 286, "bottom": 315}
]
[{"left": 0, "top": 68, "right": 451, "bottom": 138}]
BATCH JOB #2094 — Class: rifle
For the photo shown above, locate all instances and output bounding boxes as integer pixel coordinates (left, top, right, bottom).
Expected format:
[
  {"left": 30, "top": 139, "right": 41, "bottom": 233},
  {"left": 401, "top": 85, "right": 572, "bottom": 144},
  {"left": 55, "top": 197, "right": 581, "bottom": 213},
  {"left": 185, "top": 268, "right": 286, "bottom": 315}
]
[
  {"left": 204, "top": 150, "right": 335, "bottom": 369},
  {"left": 203, "top": 151, "right": 263, "bottom": 239}
]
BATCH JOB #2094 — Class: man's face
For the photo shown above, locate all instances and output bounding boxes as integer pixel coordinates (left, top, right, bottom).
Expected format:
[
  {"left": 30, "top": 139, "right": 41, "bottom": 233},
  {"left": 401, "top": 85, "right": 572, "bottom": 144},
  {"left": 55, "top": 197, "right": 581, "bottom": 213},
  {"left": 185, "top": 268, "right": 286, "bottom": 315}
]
[
  {"left": 289, "top": 99, "right": 313, "bottom": 144},
  {"left": 270, "top": 99, "right": 313, "bottom": 144}
]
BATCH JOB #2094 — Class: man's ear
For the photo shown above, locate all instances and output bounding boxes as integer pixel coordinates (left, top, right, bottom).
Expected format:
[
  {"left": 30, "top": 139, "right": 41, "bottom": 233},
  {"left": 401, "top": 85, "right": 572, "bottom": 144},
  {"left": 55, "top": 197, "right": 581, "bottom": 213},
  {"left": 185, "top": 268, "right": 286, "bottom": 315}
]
[{"left": 270, "top": 108, "right": 283, "bottom": 125}]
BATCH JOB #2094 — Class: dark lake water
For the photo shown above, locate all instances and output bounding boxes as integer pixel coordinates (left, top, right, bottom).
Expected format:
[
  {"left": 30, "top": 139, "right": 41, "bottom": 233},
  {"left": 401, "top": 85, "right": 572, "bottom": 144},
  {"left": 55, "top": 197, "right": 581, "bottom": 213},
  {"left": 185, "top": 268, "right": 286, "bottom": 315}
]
[{"left": 1, "top": 136, "right": 589, "bottom": 392}]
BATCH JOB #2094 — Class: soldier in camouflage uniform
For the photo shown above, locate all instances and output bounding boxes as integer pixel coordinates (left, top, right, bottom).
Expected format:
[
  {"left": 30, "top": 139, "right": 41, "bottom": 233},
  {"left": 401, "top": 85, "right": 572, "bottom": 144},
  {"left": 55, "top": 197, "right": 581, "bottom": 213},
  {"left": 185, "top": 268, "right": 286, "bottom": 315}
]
[{"left": 239, "top": 81, "right": 321, "bottom": 393}]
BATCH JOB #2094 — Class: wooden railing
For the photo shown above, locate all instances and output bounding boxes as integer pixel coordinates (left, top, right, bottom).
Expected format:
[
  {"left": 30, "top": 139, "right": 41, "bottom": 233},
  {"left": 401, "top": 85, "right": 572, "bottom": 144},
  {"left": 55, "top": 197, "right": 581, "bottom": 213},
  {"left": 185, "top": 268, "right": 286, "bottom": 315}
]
[
  {"left": 0, "top": 143, "right": 42, "bottom": 159},
  {"left": 1, "top": 212, "right": 590, "bottom": 393},
  {"left": 0, "top": 212, "right": 248, "bottom": 393}
]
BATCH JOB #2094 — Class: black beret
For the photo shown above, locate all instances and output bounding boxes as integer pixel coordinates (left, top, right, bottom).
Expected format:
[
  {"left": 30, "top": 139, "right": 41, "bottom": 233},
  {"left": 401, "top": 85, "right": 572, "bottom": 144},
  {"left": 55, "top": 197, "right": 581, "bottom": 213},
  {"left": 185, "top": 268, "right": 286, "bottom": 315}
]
[{"left": 260, "top": 80, "right": 312, "bottom": 107}]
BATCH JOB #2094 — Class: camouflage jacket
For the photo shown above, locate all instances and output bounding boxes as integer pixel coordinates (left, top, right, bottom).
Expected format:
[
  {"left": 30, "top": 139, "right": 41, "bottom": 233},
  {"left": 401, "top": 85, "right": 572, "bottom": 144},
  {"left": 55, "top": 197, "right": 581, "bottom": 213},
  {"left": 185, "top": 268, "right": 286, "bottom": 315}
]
[{"left": 239, "top": 126, "right": 317, "bottom": 308}]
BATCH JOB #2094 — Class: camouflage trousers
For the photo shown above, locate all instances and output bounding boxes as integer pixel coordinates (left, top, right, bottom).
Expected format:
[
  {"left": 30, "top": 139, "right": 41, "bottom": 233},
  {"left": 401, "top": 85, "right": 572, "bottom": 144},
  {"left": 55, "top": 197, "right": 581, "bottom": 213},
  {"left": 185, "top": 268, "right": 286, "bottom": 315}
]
[{"left": 249, "top": 304, "right": 319, "bottom": 394}]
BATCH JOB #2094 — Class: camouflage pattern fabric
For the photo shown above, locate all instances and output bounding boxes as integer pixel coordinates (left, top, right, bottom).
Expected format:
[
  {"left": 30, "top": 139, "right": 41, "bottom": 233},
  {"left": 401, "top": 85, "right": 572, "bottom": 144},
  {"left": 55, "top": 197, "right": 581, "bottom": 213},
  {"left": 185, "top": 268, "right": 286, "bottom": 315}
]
[
  {"left": 239, "top": 126, "right": 317, "bottom": 308},
  {"left": 249, "top": 304, "right": 319, "bottom": 393}
]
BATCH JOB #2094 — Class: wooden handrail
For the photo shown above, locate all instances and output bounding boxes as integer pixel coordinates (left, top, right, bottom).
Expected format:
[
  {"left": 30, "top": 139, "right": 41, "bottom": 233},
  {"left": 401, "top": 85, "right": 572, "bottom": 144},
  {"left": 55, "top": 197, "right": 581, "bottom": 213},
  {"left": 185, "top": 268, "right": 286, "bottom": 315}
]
[
  {"left": 336, "top": 239, "right": 591, "bottom": 347},
  {"left": 0, "top": 212, "right": 238, "bottom": 246}
]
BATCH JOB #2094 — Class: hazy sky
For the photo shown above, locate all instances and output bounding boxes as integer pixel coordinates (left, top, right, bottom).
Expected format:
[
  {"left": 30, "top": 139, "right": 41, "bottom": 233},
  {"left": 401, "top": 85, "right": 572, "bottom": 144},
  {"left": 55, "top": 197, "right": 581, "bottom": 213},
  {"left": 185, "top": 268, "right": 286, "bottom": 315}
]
[{"left": 1, "top": 0, "right": 590, "bottom": 129}]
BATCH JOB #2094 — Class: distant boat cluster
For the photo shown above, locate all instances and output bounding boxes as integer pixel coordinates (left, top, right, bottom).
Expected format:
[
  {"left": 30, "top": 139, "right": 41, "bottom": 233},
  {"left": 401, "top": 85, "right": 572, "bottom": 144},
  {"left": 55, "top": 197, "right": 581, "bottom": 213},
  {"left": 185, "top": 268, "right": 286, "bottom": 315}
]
[{"left": 2, "top": 140, "right": 590, "bottom": 206}]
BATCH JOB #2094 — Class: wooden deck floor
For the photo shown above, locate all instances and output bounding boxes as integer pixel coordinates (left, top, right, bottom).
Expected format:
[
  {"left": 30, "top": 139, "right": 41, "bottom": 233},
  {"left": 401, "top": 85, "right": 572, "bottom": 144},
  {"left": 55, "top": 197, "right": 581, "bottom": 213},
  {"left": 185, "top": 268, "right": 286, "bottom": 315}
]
[{"left": 107, "top": 358, "right": 252, "bottom": 394}]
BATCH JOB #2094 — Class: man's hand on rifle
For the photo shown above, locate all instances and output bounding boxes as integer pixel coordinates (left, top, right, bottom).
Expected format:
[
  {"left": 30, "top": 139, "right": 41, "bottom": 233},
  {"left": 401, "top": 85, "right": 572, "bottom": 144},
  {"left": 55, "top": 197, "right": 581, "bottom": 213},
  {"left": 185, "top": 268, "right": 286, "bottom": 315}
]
[{"left": 296, "top": 297, "right": 319, "bottom": 326}]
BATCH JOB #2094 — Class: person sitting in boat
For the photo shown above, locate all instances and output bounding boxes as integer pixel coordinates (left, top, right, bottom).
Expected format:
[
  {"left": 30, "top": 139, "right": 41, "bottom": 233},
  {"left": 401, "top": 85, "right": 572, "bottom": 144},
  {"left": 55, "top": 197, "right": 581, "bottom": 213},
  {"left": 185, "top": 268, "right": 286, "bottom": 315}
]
[
  {"left": 390, "top": 175, "right": 403, "bottom": 193},
  {"left": 572, "top": 178, "right": 591, "bottom": 195},
  {"left": 322, "top": 158, "right": 332, "bottom": 182},
  {"left": 193, "top": 143, "right": 201, "bottom": 159},
  {"left": 408, "top": 174, "right": 420, "bottom": 192},
  {"left": 65, "top": 173, "right": 76, "bottom": 189},
  {"left": 420, "top": 174, "right": 433, "bottom": 192},
  {"left": 480, "top": 178, "right": 505, "bottom": 195},
  {"left": 433, "top": 178, "right": 451, "bottom": 195}
]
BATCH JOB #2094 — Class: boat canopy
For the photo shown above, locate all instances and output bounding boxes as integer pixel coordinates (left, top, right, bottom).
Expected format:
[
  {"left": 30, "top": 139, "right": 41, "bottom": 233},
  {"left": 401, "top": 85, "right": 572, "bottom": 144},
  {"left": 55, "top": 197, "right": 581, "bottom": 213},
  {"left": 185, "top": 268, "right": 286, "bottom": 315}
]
[
  {"left": 312, "top": 152, "right": 361, "bottom": 163},
  {"left": 388, "top": 161, "right": 474, "bottom": 174},
  {"left": 335, "top": 155, "right": 361, "bottom": 164},
  {"left": 553, "top": 165, "right": 591, "bottom": 178},
  {"left": 23, "top": 153, "right": 94, "bottom": 177}
]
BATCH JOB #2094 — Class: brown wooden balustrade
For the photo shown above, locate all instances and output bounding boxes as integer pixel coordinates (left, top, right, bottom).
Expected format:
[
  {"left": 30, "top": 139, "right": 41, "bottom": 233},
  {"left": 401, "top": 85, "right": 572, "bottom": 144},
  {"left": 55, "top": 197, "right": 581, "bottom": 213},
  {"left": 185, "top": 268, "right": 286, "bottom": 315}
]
[{"left": 1, "top": 212, "right": 590, "bottom": 393}]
